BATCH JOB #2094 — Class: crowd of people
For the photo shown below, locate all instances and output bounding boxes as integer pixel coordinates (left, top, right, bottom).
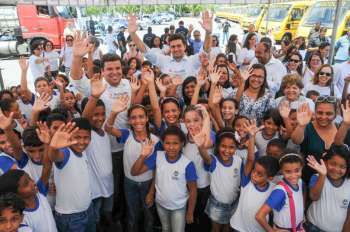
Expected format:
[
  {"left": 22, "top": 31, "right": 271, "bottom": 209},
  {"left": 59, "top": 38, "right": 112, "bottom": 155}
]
[{"left": 2, "top": 9, "right": 350, "bottom": 232}]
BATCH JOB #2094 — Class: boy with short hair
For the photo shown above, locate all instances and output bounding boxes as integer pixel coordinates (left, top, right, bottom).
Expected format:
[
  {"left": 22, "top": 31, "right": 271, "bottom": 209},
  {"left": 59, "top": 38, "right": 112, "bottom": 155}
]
[
  {"left": 0, "top": 192, "right": 32, "bottom": 232},
  {"left": 48, "top": 118, "right": 95, "bottom": 232},
  {"left": 266, "top": 138, "right": 285, "bottom": 159}
]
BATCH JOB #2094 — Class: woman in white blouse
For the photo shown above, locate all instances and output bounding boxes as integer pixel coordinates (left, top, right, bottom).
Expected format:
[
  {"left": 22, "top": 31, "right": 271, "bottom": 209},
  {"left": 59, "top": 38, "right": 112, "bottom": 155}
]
[{"left": 237, "top": 33, "right": 256, "bottom": 70}]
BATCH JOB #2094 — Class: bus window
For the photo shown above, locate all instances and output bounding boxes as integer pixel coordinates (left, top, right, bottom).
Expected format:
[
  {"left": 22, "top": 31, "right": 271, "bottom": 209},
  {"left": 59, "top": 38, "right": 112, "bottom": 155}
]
[
  {"left": 267, "top": 5, "right": 291, "bottom": 21},
  {"left": 291, "top": 8, "right": 303, "bottom": 21},
  {"left": 37, "top": 6, "right": 49, "bottom": 16}
]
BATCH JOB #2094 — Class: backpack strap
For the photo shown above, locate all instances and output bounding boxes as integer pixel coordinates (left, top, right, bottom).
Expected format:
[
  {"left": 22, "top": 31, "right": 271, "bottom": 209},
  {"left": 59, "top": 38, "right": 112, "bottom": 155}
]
[{"left": 278, "top": 181, "right": 296, "bottom": 232}]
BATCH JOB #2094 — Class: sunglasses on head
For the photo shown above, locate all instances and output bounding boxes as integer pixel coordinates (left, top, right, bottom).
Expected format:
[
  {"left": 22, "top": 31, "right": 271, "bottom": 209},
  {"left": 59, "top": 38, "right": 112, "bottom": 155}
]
[
  {"left": 319, "top": 71, "right": 332, "bottom": 77},
  {"left": 316, "top": 95, "right": 337, "bottom": 103}
]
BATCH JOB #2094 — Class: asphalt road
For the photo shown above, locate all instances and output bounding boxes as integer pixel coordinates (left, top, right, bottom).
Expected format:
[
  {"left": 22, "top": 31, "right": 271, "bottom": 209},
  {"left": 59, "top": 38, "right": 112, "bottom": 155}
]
[{"left": 0, "top": 16, "right": 243, "bottom": 91}]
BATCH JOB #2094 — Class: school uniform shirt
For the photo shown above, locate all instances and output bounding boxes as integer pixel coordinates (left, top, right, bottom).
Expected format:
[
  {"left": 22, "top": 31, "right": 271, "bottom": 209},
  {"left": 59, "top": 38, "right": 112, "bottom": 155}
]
[
  {"left": 70, "top": 75, "right": 131, "bottom": 152},
  {"left": 266, "top": 179, "right": 304, "bottom": 229},
  {"left": 54, "top": 148, "right": 92, "bottom": 214},
  {"left": 0, "top": 152, "right": 17, "bottom": 175},
  {"left": 29, "top": 54, "right": 46, "bottom": 81},
  {"left": 118, "top": 129, "right": 159, "bottom": 182},
  {"left": 230, "top": 174, "right": 274, "bottom": 232},
  {"left": 23, "top": 181, "right": 57, "bottom": 232},
  {"left": 205, "top": 154, "right": 243, "bottom": 204},
  {"left": 86, "top": 130, "right": 113, "bottom": 199},
  {"left": 18, "top": 94, "right": 35, "bottom": 122},
  {"left": 18, "top": 224, "right": 33, "bottom": 232},
  {"left": 20, "top": 153, "right": 42, "bottom": 182},
  {"left": 307, "top": 175, "right": 350, "bottom": 232},
  {"left": 235, "top": 146, "right": 259, "bottom": 165},
  {"left": 157, "top": 120, "right": 188, "bottom": 136},
  {"left": 145, "top": 151, "right": 198, "bottom": 210},
  {"left": 255, "top": 131, "right": 278, "bottom": 157}
]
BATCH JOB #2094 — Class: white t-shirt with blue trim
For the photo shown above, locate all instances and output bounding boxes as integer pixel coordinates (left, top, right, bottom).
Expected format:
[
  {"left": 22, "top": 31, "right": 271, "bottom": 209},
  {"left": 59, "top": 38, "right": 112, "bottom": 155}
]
[
  {"left": 145, "top": 151, "right": 197, "bottom": 210},
  {"left": 86, "top": 130, "right": 113, "bottom": 199},
  {"left": 307, "top": 175, "right": 350, "bottom": 231},
  {"left": 23, "top": 181, "right": 57, "bottom": 232},
  {"left": 205, "top": 154, "right": 243, "bottom": 204},
  {"left": 266, "top": 179, "right": 304, "bottom": 229},
  {"left": 118, "top": 129, "right": 159, "bottom": 182},
  {"left": 0, "top": 152, "right": 17, "bottom": 175},
  {"left": 53, "top": 148, "right": 92, "bottom": 214},
  {"left": 230, "top": 174, "right": 274, "bottom": 231},
  {"left": 18, "top": 224, "right": 33, "bottom": 232}
]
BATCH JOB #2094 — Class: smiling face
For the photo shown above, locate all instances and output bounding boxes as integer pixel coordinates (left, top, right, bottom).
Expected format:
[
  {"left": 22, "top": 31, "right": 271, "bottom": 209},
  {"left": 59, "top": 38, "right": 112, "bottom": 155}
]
[
  {"left": 251, "top": 163, "right": 269, "bottom": 186},
  {"left": 281, "top": 162, "right": 302, "bottom": 186},
  {"left": 309, "top": 55, "right": 322, "bottom": 70},
  {"left": 63, "top": 92, "right": 76, "bottom": 110},
  {"left": 163, "top": 134, "right": 183, "bottom": 159},
  {"left": 169, "top": 39, "right": 186, "bottom": 60},
  {"left": 218, "top": 137, "right": 236, "bottom": 162},
  {"left": 0, "top": 134, "right": 14, "bottom": 156},
  {"left": 102, "top": 60, "right": 123, "bottom": 87},
  {"left": 184, "top": 110, "right": 203, "bottom": 136},
  {"left": 326, "top": 155, "right": 347, "bottom": 181},
  {"left": 221, "top": 100, "right": 236, "bottom": 121},
  {"left": 24, "top": 145, "right": 45, "bottom": 164},
  {"left": 0, "top": 208, "right": 23, "bottom": 232},
  {"left": 287, "top": 54, "right": 301, "bottom": 71},
  {"left": 70, "top": 129, "right": 91, "bottom": 153},
  {"left": 248, "top": 68, "right": 265, "bottom": 90},
  {"left": 128, "top": 107, "right": 148, "bottom": 133},
  {"left": 283, "top": 83, "right": 301, "bottom": 101},
  {"left": 218, "top": 66, "right": 229, "bottom": 86},
  {"left": 234, "top": 118, "right": 249, "bottom": 143},
  {"left": 162, "top": 102, "right": 180, "bottom": 125},
  {"left": 315, "top": 103, "right": 335, "bottom": 127},
  {"left": 263, "top": 118, "right": 279, "bottom": 136},
  {"left": 317, "top": 66, "right": 332, "bottom": 86},
  {"left": 183, "top": 81, "right": 196, "bottom": 99},
  {"left": 91, "top": 105, "right": 106, "bottom": 129}
]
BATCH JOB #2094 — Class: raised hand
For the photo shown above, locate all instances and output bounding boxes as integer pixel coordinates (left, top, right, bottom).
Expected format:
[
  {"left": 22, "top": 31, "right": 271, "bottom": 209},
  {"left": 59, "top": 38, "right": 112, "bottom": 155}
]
[
  {"left": 199, "top": 10, "right": 213, "bottom": 33},
  {"left": 36, "top": 121, "right": 51, "bottom": 144},
  {"left": 209, "top": 68, "right": 220, "bottom": 84},
  {"left": 307, "top": 155, "right": 327, "bottom": 176},
  {"left": 297, "top": 102, "right": 313, "bottom": 126},
  {"left": 155, "top": 78, "right": 167, "bottom": 93},
  {"left": 143, "top": 69, "right": 155, "bottom": 84},
  {"left": 111, "top": 95, "right": 129, "bottom": 113},
  {"left": 140, "top": 139, "right": 155, "bottom": 158},
  {"left": 212, "top": 85, "right": 223, "bottom": 104},
  {"left": 243, "top": 119, "right": 264, "bottom": 136},
  {"left": 171, "top": 76, "right": 183, "bottom": 86},
  {"left": 197, "top": 70, "right": 207, "bottom": 87},
  {"left": 49, "top": 122, "right": 79, "bottom": 149},
  {"left": 128, "top": 14, "right": 138, "bottom": 34},
  {"left": 279, "top": 100, "right": 291, "bottom": 119},
  {"left": 188, "top": 24, "right": 194, "bottom": 33},
  {"left": 90, "top": 73, "right": 107, "bottom": 98},
  {"left": 0, "top": 109, "right": 14, "bottom": 131},
  {"left": 191, "top": 131, "right": 206, "bottom": 148},
  {"left": 18, "top": 56, "right": 29, "bottom": 71},
  {"left": 72, "top": 31, "right": 89, "bottom": 58},
  {"left": 130, "top": 75, "right": 141, "bottom": 92},
  {"left": 341, "top": 100, "right": 350, "bottom": 126},
  {"left": 33, "top": 93, "right": 50, "bottom": 112}
]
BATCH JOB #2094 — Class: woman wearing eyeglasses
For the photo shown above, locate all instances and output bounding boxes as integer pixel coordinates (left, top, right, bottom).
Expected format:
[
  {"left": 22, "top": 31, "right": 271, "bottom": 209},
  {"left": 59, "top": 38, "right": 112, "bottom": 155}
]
[
  {"left": 59, "top": 35, "right": 74, "bottom": 77},
  {"left": 43, "top": 40, "right": 59, "bottom": 79},
  {"left": 291, "top": 96, "right": 338, "bottom": 182},
  {"left": 304, "top": 64, "right": 341, "bottom": 98},
  {"left": 302, "top": 51, "right": 323, "bottom": 87},
  {"left": 123, "top": 39, "right": 144, "bottom": 64},
  {"left": 286, "top": 52, "right": 303, "bottom": 76},
  {"left": 29, "top": 42, "right": 48, "bottom": 81}
]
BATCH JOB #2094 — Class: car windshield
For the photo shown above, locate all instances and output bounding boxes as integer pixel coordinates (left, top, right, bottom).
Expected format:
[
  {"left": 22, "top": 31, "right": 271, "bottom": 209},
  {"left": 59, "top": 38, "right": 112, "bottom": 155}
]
[
  {"left": 56, "top": 6, "right": 76, "bottom": 19},
  {"left": 245, "top": 7, "right": 263, "bottom": 17},
  {"left": 302, "top": 1, "right": 350, "bottom": 28},
  {"left": 266, "top": 4, "right": 291, "bottom": 21}
]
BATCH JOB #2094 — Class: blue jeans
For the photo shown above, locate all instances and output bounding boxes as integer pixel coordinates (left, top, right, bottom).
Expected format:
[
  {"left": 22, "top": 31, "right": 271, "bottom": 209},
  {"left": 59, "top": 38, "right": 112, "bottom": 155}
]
[
  {"left": 222, "top": 32, "right": 229, "bottom": 44},
  {"left": 124, "top": 177, "right": 154, "bottom": 232},
  {"left": 54, "top": 203, "right": 96, "bottom": 232},
  {"left": 156, "top": 203, "right": 186, "bottom": 232},
  {"left": 92, "top": 195, "right": 113, "bottom": 223},
  {"left": 304, "top": 221, "right": 326, "bottom": 232}
]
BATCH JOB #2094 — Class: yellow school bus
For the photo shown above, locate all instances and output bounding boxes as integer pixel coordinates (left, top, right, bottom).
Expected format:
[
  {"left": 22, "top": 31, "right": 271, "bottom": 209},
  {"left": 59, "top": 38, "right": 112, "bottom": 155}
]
[
  {"left": 297, "top": 0, "right": 350, "bottom": 41},
  {"left": 216, "top": 5, "right": 246, "bottom": 24},
  {"left": 241, "top": 4, "right": 266, "bottom": 32},
  {"left": 258, "top": 1, "right": 313, "bottom": 42}
]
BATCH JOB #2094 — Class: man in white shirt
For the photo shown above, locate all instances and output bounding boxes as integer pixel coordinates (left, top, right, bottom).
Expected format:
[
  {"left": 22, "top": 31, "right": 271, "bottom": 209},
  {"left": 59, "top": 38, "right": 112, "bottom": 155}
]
[
  {"left": 127, "top": 11, "right": 213, "bottom": 79},
  {"left": 334, "top": 47, "right": 350, "bottom": 95},
  {"left": 251, "top": 42, "right": 287, "bottom": 95},
  {"left": 105, "top": 26, "right": 118, "bottom": 54}
]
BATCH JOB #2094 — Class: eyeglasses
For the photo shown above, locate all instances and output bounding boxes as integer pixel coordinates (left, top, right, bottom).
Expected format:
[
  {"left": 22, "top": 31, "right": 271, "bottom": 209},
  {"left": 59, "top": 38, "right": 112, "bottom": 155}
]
[
  {"left": 289, "top": 59, "right": 300, "bottom": 63},
  {"left": 319, "top": 71, "right": 332, "bottom": 77},
  {"left": 316, "top": 96, "right": 337, "bottom": 103},
  {"left": 66, "top": 39, "right": 73, "bottom": 42},
  {"left": 311, "top": 59, "right": 321, "bottom": 63}
]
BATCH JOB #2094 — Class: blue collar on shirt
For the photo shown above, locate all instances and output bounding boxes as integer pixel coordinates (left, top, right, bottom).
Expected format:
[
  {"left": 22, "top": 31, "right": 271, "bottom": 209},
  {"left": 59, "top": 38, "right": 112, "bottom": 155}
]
[
  {"left": 71, "top": 149, "right": 83, "bottom": 157},
  {"left": 254, "top": 182, "right": 270, "bottom": 192},
  {"left": 23, "top": 195, "right": 39, "bottom": 212},
  {"left": 93, "top": 128, "right": 105, "bottom": 136},
  {"left": 218, "top": 156, "right": 233, "bottom": 167},
  {"left": 165, "top": 153, "right": 182, "bottom": 164},
  {"left": 282, "top": 178, "right": 299, "bottom": 191},
  {"left": 327, "top": 176, "right": 345, "bottom": 188}
]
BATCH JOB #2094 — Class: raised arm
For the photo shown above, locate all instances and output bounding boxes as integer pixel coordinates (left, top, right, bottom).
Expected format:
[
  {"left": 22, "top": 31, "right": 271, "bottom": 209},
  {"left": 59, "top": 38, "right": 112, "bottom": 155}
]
[
  {"left": 18, "top": 57, "right": 33, "bottom": 100},
  {"left": 144, "top": 70, "right": 162, "bottom": 129},
  {"left": 335, "top": 101, "right": 350, "bottom": 145},
  {"left": 36, "top": 122, "right": 52, "bottom": 187},
  {"left": 82, "top": 73, "right": 107, "bottom": 124},
  {"left": 278, "top": 100, "right": 293, "bottom": 139},
  {"left": 306, "top": 155, "right": 327, "bottom": 201},
  {"left": 128, "top": 15, "right": 146, "bottom": 53},
  {"left": 191, "top": 70, "right": 206, "bottom": 105},
  {"left": 291, "top": 103, "right": 312, "bottom": 145},
  {"left": 131, "top": 139, "right": 154, "bottom": 176},
  {"left": 200, "top": 11, "right": 213, "bottom": 53},
  {"left": 243, "top": 119, "right": 262, "bottom": 176},
  {"left": 129, "top": 75, "right": 141, "bottom": 104},
  {"left": 30, "top": 93, "right": 50, "bottom": 126},
  {"left": 71, "top": 31, "right": 89, "bottom": 80},
  {"left": 342, "top": 76, "right": 350, "bottom": 102},
  {"left": 48, "top": 122, "right": 79, "bottom": 162},
  {"left": 192, "top": 131, "right": 212, "bottom": 165},
  {"left": 104, "top": 95, "right": 129, "bottom": 138}
]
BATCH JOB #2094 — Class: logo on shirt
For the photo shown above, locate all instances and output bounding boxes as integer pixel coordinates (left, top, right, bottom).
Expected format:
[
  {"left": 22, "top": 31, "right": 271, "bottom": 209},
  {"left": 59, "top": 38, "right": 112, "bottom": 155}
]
[
  {"left": 172, "top": 170, "right": 179, "bottom": 180},
  {"left": 233, "top": 168, "right": 239, "bottom": 177},
  {"left": 341, "top": 199, "right": 349, "bottom": 209}
]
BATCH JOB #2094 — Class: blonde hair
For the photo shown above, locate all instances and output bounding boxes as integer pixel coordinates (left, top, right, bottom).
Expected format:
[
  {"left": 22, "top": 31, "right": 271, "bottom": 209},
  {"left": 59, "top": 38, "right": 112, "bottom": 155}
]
[{"left": 280, "top": 73, "right": 304, "bottom": 91}]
